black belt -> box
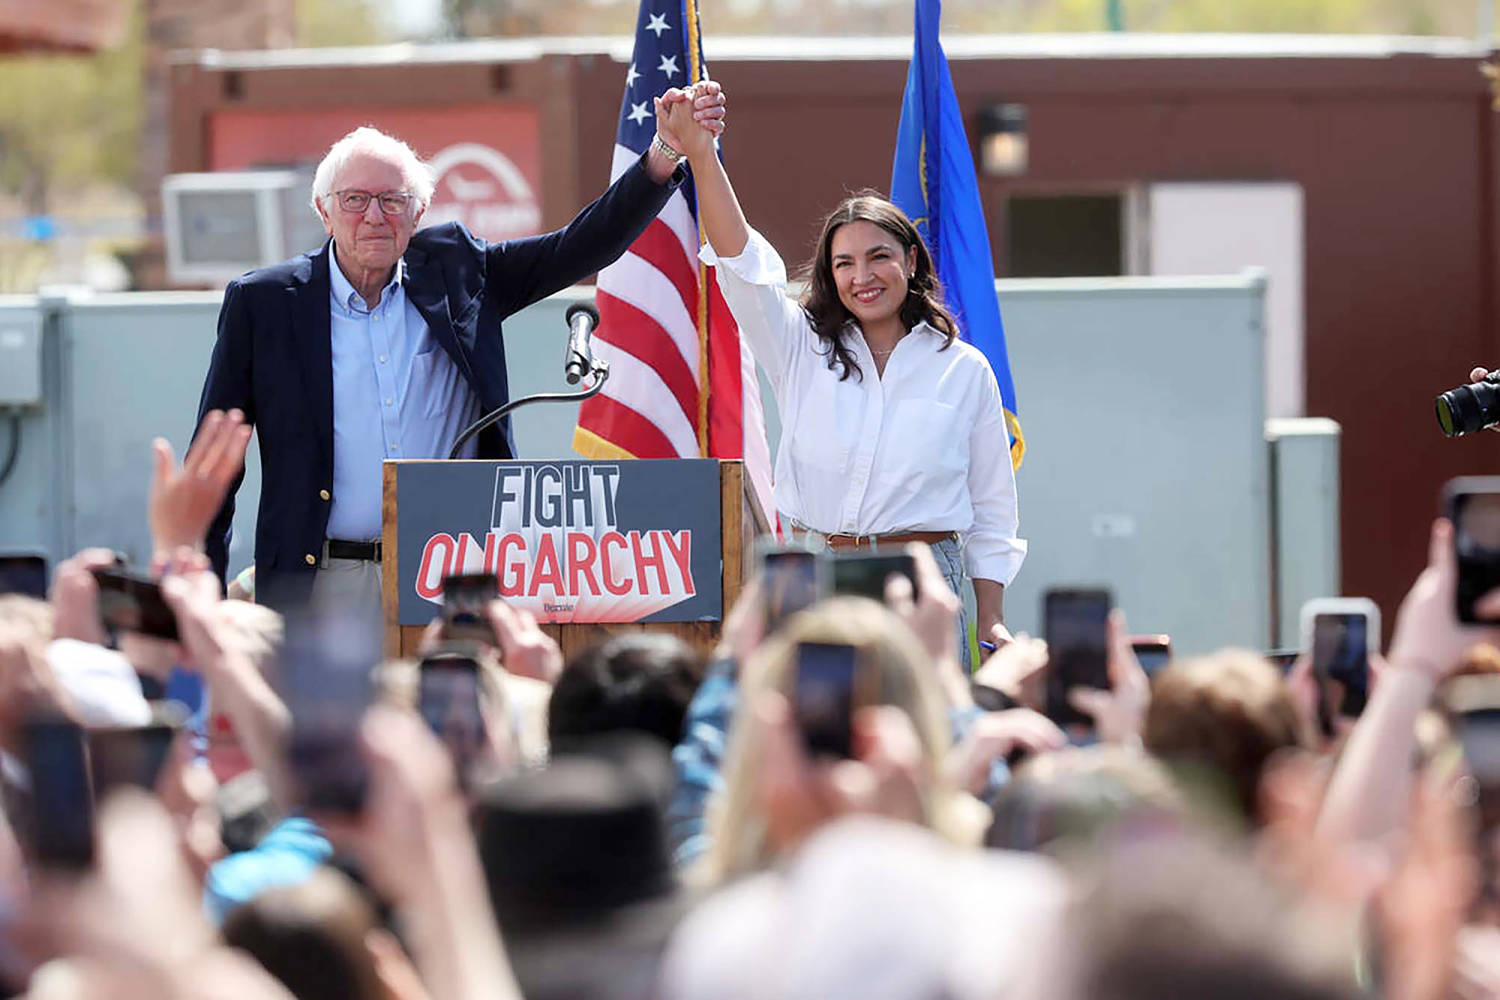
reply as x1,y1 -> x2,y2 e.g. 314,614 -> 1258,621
326,539 -> 382,562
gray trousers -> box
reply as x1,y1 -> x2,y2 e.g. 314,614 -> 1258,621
309,553 -> 384,619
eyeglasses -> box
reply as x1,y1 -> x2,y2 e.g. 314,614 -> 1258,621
327,189 -> 414,216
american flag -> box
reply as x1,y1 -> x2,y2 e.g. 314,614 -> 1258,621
572,0 -> 774,525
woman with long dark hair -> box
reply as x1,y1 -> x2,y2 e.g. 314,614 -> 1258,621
659,86 -> 1025,663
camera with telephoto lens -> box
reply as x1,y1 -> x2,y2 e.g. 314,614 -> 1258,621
1437,370 -> 1500,437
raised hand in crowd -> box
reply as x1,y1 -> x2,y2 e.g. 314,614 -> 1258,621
419,597 -> 563,686
750,691 -> 929,853
0,621 -> 71,749
973,633 -> 1049,713
482,599 -> 562,686
884,542 -> 969,708
21,792 -> 292,1000
1469,364 -> 1500,435
1388,518 -> 1500,675
160,548 -> 292,808
946,708 -> 1066,796
48,547 -> 116,646
1068,609 -> 1151,746
1375,767 -> 1476,1000
715,573 -> 764,666
149,408 -> 253,557
1319,518 -> 1500,847
334,705 -> 523,1000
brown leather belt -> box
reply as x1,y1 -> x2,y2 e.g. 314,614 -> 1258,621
821,530 -> 958,551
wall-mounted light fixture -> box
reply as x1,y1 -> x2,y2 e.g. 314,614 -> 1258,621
978,104 -> 1028,177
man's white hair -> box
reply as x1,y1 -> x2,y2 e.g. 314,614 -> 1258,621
309,126 -> 436,218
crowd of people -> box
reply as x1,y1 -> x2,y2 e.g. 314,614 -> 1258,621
0,395 -> 1497,1000
3,73 -> 1500,999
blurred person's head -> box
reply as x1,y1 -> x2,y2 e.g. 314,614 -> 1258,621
475,734 -> 688,1000
1144,649 -> 1304,826
44,639 -> 151,727
661,816 -> 1066,1000
704,597 -> 959,883
1051,835 -> 1360,1000
221,866 -> 421,1000
215,600 -> 284,675
548,633 -> 700,752
987,745 -> 1188,854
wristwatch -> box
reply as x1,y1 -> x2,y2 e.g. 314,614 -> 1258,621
651,132 -> 686,164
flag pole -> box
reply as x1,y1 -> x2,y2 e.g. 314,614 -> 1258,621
684,0 -> 711,457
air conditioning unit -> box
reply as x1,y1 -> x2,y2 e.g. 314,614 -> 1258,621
162,170 -> 327,285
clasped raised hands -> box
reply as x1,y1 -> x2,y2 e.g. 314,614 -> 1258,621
655,79 -> 726,162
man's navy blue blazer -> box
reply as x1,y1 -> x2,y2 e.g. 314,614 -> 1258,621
195,158 -> 679,608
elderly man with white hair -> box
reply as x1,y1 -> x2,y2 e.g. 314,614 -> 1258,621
192,83 -> 727,611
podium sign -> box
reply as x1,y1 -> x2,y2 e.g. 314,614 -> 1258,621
392,459 -> 723,626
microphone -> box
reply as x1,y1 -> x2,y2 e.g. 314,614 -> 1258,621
564,302 -> 601,385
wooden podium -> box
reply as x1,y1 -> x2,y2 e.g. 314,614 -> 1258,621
381,458 -> 769,660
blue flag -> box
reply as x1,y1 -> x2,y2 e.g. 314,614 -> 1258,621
890,0 -> 1024,469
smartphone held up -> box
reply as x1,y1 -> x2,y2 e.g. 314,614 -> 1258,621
418,645 -> 489,786
1043,587 -> 1112,732
91,566 -> 180,641
442,572 -> 500,644
279,602 -> 382,815
793,641 -> 860,760
756,543 -> 920,634
1447,477 -> 1500,624
1299,597 -> 1377,735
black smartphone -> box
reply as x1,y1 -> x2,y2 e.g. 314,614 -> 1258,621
442,573 -> 498,644
1264,649 -> 1300,675
1446,477 -> 1500,624
760,546 -> 827,631
0,553 -> 47,599
1309,612 -> 1371,722
793,641 -> 858,759
1130,635 -> 1172,676
87,704 -> 185,798
280,604 -> 379,814
90,567 -> 179,641
22,717 -> 96,870
418,648 -> 487,782
1044,587 -> 1112,729
831,553 -> 918,603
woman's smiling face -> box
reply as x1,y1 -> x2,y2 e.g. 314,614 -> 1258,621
829,220 -> 916,331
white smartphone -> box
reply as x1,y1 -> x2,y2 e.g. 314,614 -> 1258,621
1299,597 -> 1380,730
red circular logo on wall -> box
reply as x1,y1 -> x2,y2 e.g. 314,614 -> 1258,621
425,143 -> 542,242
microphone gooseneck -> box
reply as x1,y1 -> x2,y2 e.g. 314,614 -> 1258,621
446,303 -> 610,459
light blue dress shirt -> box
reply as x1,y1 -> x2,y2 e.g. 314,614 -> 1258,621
325,245 -> 481,541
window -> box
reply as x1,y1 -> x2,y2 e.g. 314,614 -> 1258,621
1005,193 -> 1125,278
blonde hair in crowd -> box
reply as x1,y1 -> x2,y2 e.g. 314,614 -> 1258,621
701,597 -> 965,884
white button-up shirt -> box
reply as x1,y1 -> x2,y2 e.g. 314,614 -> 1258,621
702,230 -> 1026,586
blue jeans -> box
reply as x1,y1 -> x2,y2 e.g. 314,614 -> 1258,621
781,522 -> 973,672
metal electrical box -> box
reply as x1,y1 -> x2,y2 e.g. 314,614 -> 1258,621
1267,417 -> 1342,648
0,308 -> 42,407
